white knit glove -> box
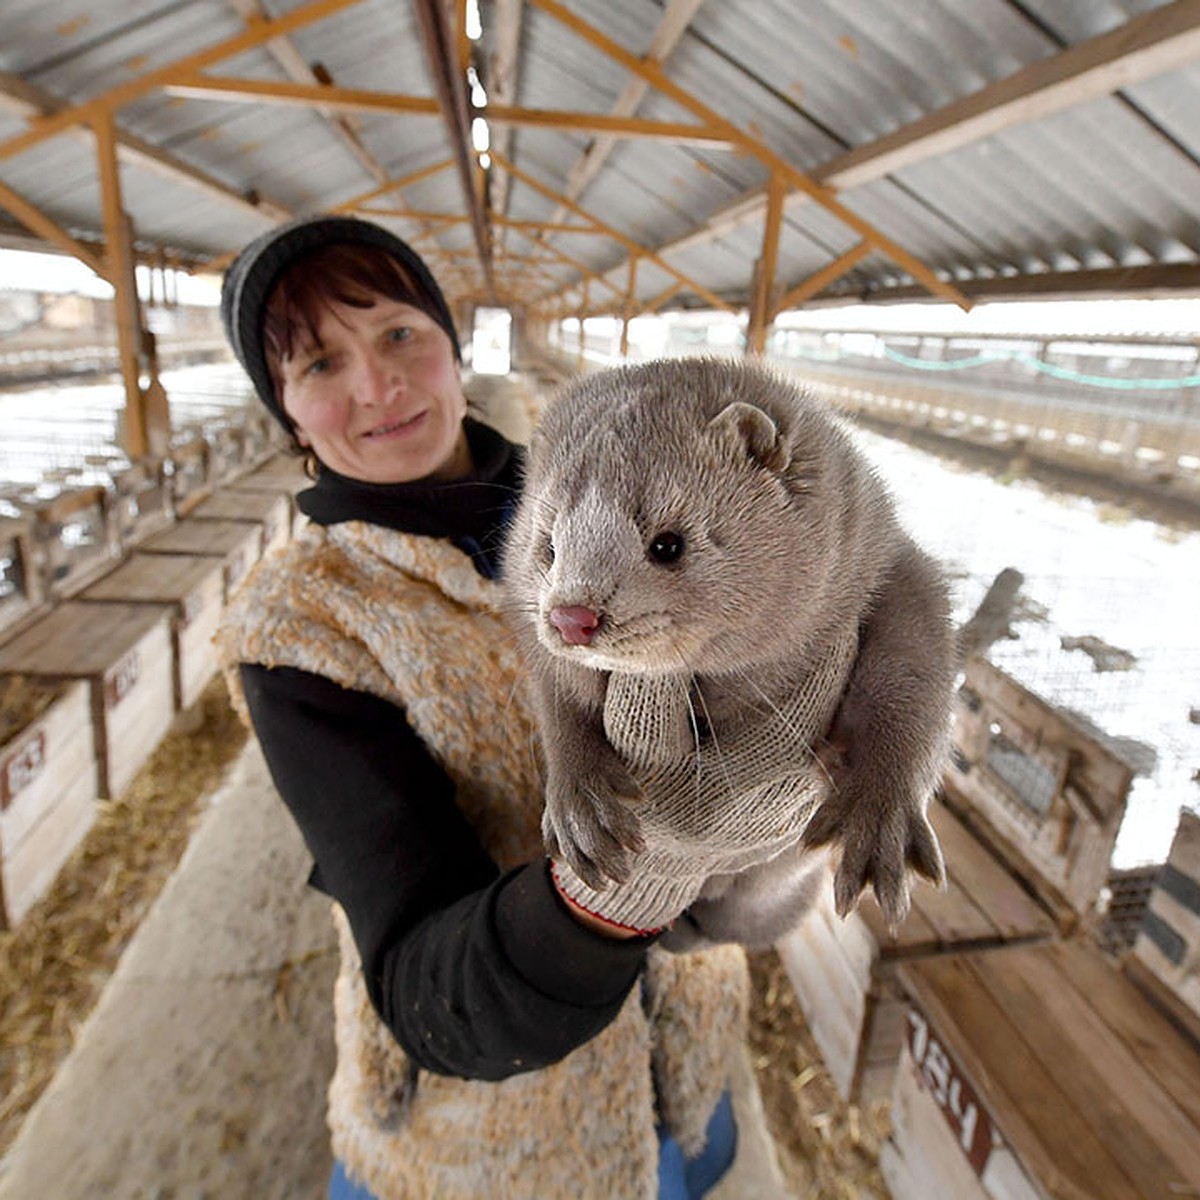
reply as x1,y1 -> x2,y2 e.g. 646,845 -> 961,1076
551,639 -> 853,936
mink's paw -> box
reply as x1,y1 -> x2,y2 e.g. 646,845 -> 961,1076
802,788 -> 944,929
541,766 -> 645,890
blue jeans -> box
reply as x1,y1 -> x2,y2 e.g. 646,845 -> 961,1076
329,1087 -> 737,1200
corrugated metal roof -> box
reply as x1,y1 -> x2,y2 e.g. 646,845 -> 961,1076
1,0 -> 1199,317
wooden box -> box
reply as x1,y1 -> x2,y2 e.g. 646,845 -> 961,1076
944,656 -> 1135,930
225,454 -> 309,537
1127,809 -> 1200,1038
81,554 -> 225,711
138,517 -> 262,599
106,459 -> 173,549
205,423 -> 247,484
778,799 -> 1055,1102
30,485 -> 121,601
0,515 -> 46,643
168,435 -> 211,516
238,410 -> 274,468
189,487 -> 291,558
0,602 -> 173,800
881,939 -> 1200,1200
0,679 -> 97,928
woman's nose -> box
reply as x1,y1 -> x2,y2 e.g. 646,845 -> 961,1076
352,351 -> 401,406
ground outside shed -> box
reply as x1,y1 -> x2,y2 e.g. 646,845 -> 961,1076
0,679 -> 890,1199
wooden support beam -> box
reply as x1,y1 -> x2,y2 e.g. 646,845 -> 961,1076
413,0 -> 494,298
93,114 -> 162,460
638,280 -> 684,316
621,256 -> 639,357
163,75 -> 731,144
483,0 -> 526,229
491,149 -> 733,312
524,0 -> 969,310
747,172 -> 785,354
0,68 -> 290,224
640,1 -> 1200,283
774,241 -> 873,314
332,157 -> 455,211
224,0 -> 388,185
817,0 -> 1200,191
0,0 -> 367,164
0,177 -> 106,276
555,0 -> 704,210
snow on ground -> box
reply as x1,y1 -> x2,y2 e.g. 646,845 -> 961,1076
852,425 -> 1200,867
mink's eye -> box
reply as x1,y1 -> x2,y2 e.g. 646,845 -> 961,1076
647,531 -> 685,565
541,534 -> 555,566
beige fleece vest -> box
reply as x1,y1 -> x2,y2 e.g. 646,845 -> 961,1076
219,521 -> 749,1200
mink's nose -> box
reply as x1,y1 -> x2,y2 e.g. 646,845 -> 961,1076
549,605 -> 602,646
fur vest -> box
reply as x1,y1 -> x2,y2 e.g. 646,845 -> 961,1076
218,520 -> 750,1200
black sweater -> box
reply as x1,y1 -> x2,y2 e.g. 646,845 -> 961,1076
239,421 -> 650,1081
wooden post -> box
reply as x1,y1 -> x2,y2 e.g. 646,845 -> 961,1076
577,282 -> 588,370
93,112 -> 148,459
746,171 -> 785,356
620,255 -> 638,358
93,113 -> 171,459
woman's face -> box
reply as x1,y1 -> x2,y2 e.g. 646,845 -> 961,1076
278,295 -> 471,484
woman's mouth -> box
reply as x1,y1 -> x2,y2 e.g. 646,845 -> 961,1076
364,411 -> 426,439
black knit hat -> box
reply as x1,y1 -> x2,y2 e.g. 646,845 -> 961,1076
220,215 -> 461,432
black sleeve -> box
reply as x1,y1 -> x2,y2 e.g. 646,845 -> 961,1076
239,663 -> 650,1080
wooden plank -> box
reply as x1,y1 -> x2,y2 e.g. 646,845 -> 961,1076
100,621 -> 173,797
0,764 -> 95,927
901,954 -> 1140,1200
138,519 -> 261,595
0,602 -> 173,678
883,1043 -> 994,1200
0,680 -> 94,849
195,488 -> 291,555
1051,939 -> 1200,1133
967,943 -> 1200,1198
932,802 -> 1056,941
777,915 -> 864,1095
81,551 -> 223,612
233,453 -> 309,495
80,557 -> 223,711
858,886 -> 943,955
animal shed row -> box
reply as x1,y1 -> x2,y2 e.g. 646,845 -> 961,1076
0,445 -> 306,929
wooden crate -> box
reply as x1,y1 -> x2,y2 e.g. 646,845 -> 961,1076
1127,809 -> 1200,1039
81,554 -> 225,711
30,485 -> 121,601
225,453 -> 309,536
0,602 -> 173,800
0,515 -> 46,644
778,798 -> 1055,1102
107,459 -> 173,549
944,656 -> 1135,930
204,423 -> 247,484
238,410 -> 274,468
138,517 -> 262,599
0,679 -> 97,928
188,487 -> 291,557
883,939 -> 1200,1200
168,435 -> 211,516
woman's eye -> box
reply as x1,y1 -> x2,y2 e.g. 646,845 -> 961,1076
386,326 -> 412,345
647,531 -> 685,565
303,356 -> 331,377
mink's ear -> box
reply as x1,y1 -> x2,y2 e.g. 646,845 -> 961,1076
707,401 -> 788,471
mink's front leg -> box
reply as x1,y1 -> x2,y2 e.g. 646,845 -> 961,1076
533,667 -> 645,889
802,542 -> 955,927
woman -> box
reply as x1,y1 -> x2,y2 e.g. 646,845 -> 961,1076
217,216 -> 757,1200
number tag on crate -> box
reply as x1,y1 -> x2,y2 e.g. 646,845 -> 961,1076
906,1007 -> 994,1175
1,731 -> 46,810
